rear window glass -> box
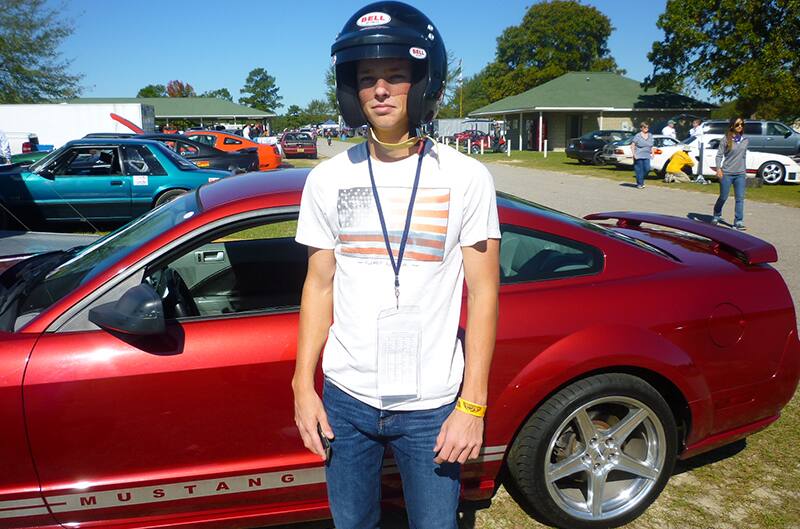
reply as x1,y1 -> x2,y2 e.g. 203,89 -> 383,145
743,123 -> 762,135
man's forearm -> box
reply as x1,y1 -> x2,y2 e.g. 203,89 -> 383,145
461,287 -> 498,405
293,252 -> 335,390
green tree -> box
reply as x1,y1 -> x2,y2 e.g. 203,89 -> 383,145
166,80 -> 195,97
137,84 -> 167,97
437,51 -> 465,118
200,88 -> 232,101
304,98 -> 335,124
325,66 -> 338,113
484,0 -> 621,101
240,68 -> 283,112
645,0 -> 800,122
0,0 -> 82,103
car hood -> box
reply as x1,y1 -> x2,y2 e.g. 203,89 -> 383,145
0,231 -> 99,261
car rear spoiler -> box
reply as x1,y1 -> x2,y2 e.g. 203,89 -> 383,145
584,211 -> 778,265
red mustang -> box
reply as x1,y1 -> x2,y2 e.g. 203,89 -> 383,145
1,169 -> 797,529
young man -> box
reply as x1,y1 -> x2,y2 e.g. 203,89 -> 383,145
292,3 -> 500,528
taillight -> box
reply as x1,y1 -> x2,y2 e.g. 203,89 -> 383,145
22,142 -> 32,153
653,148 -> 662,154
614,149 -> 624,155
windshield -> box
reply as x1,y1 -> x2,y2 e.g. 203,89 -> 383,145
0,192 -> 200,331
153,142 -> 198,170
29,145 -> 65,172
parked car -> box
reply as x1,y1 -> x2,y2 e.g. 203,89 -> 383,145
281,132 -> 318,158
9,151 -> 49,166
702,120 -> 800,156
0,169 -> 797,529
137,134 -> 258,173
184,130 -> 281,170
567,130 -> 635,165
0,138 -> 230,229
3,132 -> 40,155
688,134 -> 800,184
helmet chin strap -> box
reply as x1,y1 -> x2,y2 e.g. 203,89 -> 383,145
368,126 -> 421,150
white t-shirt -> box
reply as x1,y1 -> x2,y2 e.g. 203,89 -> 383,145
296,141 -> 500,410
661,125 -> 676,139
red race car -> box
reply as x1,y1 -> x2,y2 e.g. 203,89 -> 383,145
1,170 -> 798,529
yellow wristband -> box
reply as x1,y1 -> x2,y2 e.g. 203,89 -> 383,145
456,398 -> 487,418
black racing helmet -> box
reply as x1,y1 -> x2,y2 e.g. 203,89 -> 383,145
331,1 -> 447,130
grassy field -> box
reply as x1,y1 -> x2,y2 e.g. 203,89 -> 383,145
469,150 -> 800,209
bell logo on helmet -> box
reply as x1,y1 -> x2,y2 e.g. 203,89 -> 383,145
357,12 -> 391,27
409,47 -> 427,59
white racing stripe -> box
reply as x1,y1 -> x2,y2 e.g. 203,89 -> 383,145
0,497 -> 48,520
3,445 -> 507,518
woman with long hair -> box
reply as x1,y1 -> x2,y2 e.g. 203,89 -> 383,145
712,117 -> 749,230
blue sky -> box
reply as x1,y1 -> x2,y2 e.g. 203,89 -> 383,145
58,0 -> 670,109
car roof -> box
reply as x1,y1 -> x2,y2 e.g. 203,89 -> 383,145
198,168 -> 309,211
65,138 -> 166,147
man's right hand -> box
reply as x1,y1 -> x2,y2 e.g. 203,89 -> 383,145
293,384 -> 334,460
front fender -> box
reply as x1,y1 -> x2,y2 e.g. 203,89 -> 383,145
488,324 -> 713,451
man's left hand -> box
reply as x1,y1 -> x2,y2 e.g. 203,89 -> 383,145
433,409 -> 484,464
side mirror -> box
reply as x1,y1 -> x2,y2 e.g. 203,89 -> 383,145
785,131 -> 792,138
37,168 -> 55,180
89,283 -> 165,335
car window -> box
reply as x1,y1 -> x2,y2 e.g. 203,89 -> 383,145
188,134 -> 216,146
152,142 -> 198,170
743,122 -> 762,135
55,147 -> 121,176
705,123 -> 727,135
295,133 -> 312,141
708,139 -> 721,149
499,225 -> 602,284
223,136 -> 243,145
143,218 -> 305,320
766,122 -> 791,136
121,145 -> 167,176
660,138 -> 679,147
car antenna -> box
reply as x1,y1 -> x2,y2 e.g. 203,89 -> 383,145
0,202 -> 32,232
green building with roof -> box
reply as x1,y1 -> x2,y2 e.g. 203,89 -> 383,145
68,97 -> 274,128
468,72 -> 714,151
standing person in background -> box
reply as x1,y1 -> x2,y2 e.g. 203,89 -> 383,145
631,122 -> 655,189
242,123 -> 251,139
661,120 -> 677,139
689,118 -> 703,139
0,129 -> 11,165
712,117 -> 749,231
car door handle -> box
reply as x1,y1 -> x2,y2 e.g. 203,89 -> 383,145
110,180 -> 123,186
195,250 -> 225,263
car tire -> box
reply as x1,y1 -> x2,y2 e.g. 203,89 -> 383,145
471,144 -> 481,154
154,189 -> 187,208
507,373 -> 677,529
591,151 -> 604,165
758,161 -> 786,184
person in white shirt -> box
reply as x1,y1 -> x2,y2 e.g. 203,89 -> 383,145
689,119 -> 704,139
292,3 -> 500,528
0,129 -> 11,165
661,120 -> 677,139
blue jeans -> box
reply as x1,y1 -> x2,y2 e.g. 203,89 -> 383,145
714,173 -> 746,223
322,380 -> 460,529
633,158 -> 651,186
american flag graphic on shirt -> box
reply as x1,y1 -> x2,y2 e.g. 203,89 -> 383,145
337,186 -> 450,262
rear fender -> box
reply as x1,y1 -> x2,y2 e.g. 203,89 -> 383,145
489,324 -> 713,451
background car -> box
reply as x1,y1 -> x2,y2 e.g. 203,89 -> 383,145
0,169 -> 796,529
0,138 -> 230,229
280,132 -> 317,158
567,130 -> 635,165
702,120 -> 800,156
137,134 -> 258,173
185,130 -> 282,170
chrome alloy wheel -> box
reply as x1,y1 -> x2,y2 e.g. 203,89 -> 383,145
760,162 -> 785,184
544,396 -> 667,521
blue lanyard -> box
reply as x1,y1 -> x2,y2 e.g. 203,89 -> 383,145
366,139 -> 426,308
